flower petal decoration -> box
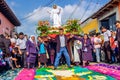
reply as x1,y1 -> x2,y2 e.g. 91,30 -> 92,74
48,34 -> 57,39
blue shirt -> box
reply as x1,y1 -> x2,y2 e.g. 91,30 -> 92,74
39,43 -> 46,54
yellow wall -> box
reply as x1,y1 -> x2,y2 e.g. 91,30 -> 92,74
81,19 -> 99,34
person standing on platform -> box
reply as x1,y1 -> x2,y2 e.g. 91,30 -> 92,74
48,5 -> 62,27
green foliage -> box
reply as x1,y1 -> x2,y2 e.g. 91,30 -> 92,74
36,20 -> 83,36
36,25 -> 49,36
65,19 -> 83,34
48,31 -> 59,34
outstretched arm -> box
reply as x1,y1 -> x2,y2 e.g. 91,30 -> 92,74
47,10 -> 51,14
58,8 -> 61,14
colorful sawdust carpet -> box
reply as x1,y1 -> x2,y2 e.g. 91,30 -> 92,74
86,63 -> 120,79
0,68 -> 21,80
0,64 -> 118,80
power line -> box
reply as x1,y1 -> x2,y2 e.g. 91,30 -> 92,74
79,0 -> 93,21
92,0 -> 100,13
80,0 -> 108,22
80,0 -> 100,27
85,0 -> 100,20
68,0 -> 83,19
20,0 -> 56,21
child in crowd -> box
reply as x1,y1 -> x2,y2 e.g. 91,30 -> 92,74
11,47 -> 22,68
4,54 -> 14,69
0,49 -> 6,66
94,33 -> 102,63
110,31 -> 118,63
37,36 -> 47,68
50,49 -> 55,65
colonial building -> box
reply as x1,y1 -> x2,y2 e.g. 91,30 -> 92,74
81,0 -> 120,34
81,18 -> 99,34
0,0 -> 20,36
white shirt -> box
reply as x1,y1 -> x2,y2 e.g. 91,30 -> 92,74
94,37 -> 102,48
103,30 -> 111,42
59,35 -> 65,47
16,38 -> 27,49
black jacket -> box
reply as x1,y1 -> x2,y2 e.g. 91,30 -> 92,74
0,37 -> 10,54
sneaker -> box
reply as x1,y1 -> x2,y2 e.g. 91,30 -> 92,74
109,61 -> 113,64
68,66 -> 72,68
38,65 -> 44,68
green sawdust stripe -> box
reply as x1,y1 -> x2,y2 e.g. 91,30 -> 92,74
0,68 -> 21,80
35,68 -> 57,80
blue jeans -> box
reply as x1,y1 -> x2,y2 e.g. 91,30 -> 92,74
54,47 -> 71,68
111,49 -> 117,62
95,48 -> 101,62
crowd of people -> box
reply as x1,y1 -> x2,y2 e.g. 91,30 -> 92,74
0,20 -> 120,71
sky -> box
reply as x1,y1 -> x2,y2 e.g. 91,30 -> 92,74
6,0 -> 110,36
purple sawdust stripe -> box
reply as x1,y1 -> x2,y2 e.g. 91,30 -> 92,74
14,68 -> 35,80
95,63 -> 120,70
86,65 -> 120,79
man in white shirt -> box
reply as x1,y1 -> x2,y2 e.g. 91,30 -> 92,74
54,28 -> 71,69
100,26 -> 112,64
16,32 -> 27,67
94,33 -> 102,63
